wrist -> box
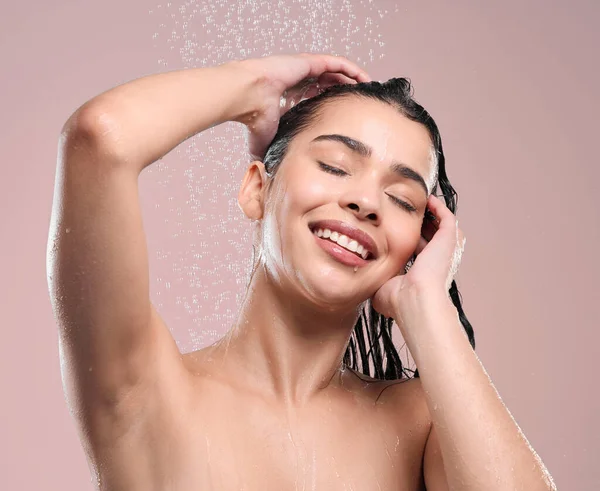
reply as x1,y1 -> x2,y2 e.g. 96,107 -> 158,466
224,60 -> 268,126
393,283 -> 454,319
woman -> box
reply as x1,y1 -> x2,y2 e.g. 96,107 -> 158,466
48,53 -> 556,490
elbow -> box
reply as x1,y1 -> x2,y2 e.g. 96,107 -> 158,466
60,99 -> 126,163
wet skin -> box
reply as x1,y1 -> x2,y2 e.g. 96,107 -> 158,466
60,97 -> 439,490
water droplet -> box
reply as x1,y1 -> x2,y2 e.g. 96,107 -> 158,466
149,0 -> 399,350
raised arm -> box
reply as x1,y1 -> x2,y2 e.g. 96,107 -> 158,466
46,54 -> 370,448
46,61 -> 263,435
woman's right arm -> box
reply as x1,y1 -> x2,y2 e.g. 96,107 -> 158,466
68,61 -> 263,176
47,61 -> 264,440
72,53 -> 371,170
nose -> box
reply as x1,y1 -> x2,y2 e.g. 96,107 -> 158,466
340,186 -> 381,224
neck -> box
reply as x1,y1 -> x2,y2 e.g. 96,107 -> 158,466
210,263 -> 363,408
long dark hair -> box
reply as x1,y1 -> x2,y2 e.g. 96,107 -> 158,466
260,78 -> 475,380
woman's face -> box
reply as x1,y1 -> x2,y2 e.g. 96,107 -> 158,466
249,97 -> 437,309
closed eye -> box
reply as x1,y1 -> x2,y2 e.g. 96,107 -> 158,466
318,161 -> 347,176
386,193 -> 417,212
318,161 -> 417,212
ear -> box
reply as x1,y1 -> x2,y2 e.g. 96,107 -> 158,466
238,160 -> 268,221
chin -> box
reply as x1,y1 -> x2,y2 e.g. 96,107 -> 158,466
294,264 -> 371,310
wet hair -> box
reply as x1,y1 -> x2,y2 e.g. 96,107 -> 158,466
260,78 -> 475,380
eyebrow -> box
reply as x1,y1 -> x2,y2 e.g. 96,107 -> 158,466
310,134 -> 429,197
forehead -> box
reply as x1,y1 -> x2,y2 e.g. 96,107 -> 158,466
292,97 -> 436,178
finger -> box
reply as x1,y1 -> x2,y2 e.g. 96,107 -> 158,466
287,71 -> 362,109
328,56 -> 371,82
317,72 -> 358,87
427,194 -> 456,231
301,53 -> 371,83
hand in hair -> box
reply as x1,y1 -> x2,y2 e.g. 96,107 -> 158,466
234,53 -> 371,160
372,193 -> 466,319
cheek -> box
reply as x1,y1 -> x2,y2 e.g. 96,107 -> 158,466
387,224 -> 421,261
282,171 -> 334,213
262,176 -> 320,256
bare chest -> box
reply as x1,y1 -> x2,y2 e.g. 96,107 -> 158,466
161,381 -> 430,491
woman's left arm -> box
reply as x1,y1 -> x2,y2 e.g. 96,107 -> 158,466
373,194 -> 557,491
396,289 -> 557,491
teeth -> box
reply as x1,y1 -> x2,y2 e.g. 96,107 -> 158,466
314,228 -> 370,259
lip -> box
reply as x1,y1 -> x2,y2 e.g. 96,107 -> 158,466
312,234 -> 370,267
307,219 -> 378,259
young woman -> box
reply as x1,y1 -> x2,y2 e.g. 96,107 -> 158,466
48,53 -> 556,490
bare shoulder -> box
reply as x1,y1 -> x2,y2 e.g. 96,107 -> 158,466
354,373 -> 432,487
367,375 -> 432,431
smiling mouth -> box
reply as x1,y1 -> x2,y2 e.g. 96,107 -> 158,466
309,225 -> 374,260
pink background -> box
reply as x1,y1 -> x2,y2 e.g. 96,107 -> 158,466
1,1 -> 598,489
